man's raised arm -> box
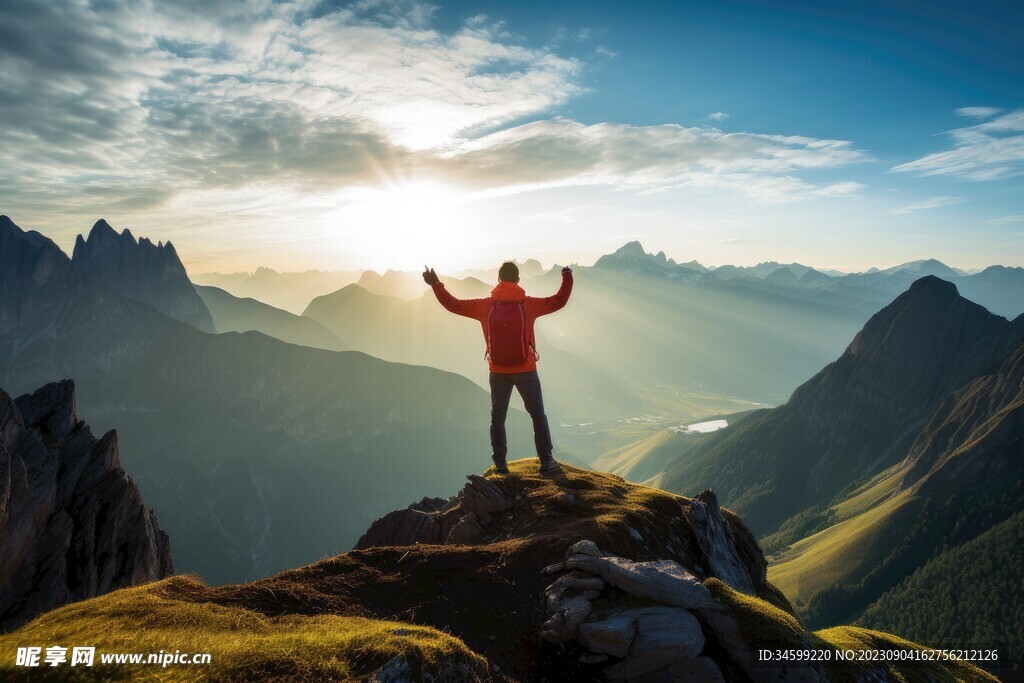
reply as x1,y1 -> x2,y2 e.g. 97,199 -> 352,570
529,267 -> 574,316
423,266 -> 489,319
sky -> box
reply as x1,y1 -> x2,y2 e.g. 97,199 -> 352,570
0,0 -> 1022,273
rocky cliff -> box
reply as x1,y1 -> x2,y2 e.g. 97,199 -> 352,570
0,380 -> 172,631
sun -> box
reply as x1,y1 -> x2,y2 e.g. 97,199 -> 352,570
324,181 -> 479,272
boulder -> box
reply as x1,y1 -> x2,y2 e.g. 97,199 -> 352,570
567,539 -> 603,557
445,513 -> 484,545
548,572 -> 606,592
603,607 -> 705,680
542,561 -> 565,575
539,596 -> 593,641
565,555 -> 714,609
459,475 -> 514,522
579,614 -> 637,657
689,490 -> 755,593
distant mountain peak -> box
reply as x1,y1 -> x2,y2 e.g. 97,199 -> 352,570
616,240 -> 647,255
847,276 -> 993,358
883,258 -> 959,279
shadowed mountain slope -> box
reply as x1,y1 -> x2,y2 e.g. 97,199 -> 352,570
196,284 -> 346,351
661,276 -> 1018,536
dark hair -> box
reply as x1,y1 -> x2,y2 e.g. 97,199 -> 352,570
498,261 -> 520,283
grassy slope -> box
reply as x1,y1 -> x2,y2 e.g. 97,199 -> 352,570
0,579 -> 487,682
594,429 -> 677,480
768,472 -> 917,602
592,424 -> 735,484
709,580 -> 997,683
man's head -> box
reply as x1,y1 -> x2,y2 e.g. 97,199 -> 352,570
498,261 -> 520,283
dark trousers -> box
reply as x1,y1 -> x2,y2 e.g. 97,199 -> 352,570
489,371 -> 553,466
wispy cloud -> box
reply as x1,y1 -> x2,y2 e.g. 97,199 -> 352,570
447,119 -> 870,201
0,0 -> 870,226
893,109 -> 1024,181
706,112 -> 730,121
955,107 -> 1002,119
988,215 -> 1024,223
892,195 -> 967,214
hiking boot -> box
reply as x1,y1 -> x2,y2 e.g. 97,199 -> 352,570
491,465 -> 510,475
539,459 -> 562,474
491,456 -> 509,475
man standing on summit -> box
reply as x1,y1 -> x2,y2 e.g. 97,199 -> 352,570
423,262 -> 573,474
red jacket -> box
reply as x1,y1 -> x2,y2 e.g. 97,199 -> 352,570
431,270 -> 573,373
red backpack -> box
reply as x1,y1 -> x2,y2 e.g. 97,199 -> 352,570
487,302 -> 535,365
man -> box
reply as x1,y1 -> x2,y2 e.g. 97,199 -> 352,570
422,262 -> 573,474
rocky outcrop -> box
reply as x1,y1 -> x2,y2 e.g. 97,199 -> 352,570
71,219 -> 215,333
689,490 -> 759,594
355,475 -> 517,549
0,380 -> 172,631
539,540 -> 820,682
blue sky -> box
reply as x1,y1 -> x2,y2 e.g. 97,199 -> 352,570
0,0 -> 1021,272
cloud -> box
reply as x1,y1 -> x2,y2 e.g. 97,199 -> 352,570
892,195 -> 967,214
0,0 -> 869,224
706,112 -> 730,121
441,119 -> 870,201
893,109 -> 1024,181
955,107 -> 1002,119
988,215 -> 1024,223
720,238 -> 745,244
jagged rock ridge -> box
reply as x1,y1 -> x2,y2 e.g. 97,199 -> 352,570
72,219 -> 215,333
0,380 -> 172,631
1,216 -> 215,335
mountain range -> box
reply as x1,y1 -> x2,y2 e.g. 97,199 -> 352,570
0,216 -> 528,584
651,275 -> 1024,664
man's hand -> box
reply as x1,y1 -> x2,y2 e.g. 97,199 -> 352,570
562,266 -> 572,274
422,266 -> 440,286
